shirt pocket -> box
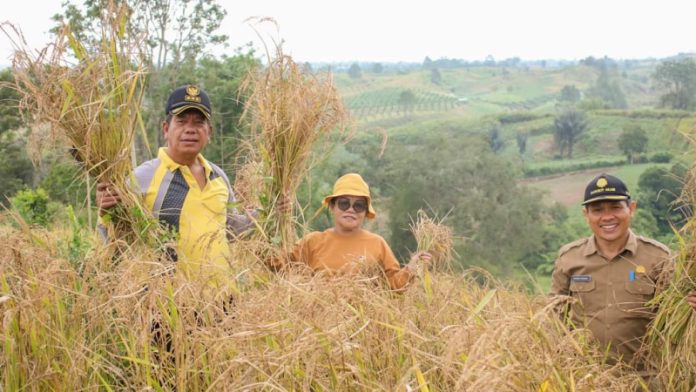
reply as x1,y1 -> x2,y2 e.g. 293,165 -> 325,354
624,280 -> 655,296
620,279 -> 656,317
569,280 -> 596,293
569,279 -> 597,314
201,186 -> 229,217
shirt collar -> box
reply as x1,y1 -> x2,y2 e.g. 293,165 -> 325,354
157,147 -> 212,178
582,230 -> 637,257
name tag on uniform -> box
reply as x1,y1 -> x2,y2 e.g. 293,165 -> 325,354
571,275 -> 592,282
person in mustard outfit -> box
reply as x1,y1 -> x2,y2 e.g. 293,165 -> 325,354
287,173 -> 430,291
549,173 -> 696,376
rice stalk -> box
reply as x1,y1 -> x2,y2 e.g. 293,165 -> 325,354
645,164 -> 696,391
0,222 -> 648,391
233,159 -> 264,210
240,20 -> 349,256
410,209 -> 456,270
0,1 -> 157,247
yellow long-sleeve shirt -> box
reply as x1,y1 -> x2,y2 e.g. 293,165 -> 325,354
290,229 -> 413,290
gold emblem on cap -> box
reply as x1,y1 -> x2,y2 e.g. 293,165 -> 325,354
186,85 -> 200,96
596,178 -> 608,188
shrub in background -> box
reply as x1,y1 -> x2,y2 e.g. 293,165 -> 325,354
11,188 -> 53,227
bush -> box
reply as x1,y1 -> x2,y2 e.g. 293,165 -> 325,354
39,159 -> 88,206
635,155 -> 649,164
594,109 -> 689,119
10,188 -> 54,227
498,112 -> 542,124
528,125 -> 554,136
523,158 -> 626,177
650,151 -> 673,163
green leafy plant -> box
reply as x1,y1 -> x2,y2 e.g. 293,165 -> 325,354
10,188 -> 52,227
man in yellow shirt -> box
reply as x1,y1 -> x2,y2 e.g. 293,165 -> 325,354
97,85 -> 251,284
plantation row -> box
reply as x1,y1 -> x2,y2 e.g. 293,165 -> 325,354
474,92 -> 557,111
343,88 -> 460,118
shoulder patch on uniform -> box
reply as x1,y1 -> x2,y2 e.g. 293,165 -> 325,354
637,235 -> 671,255
558,237 -> 588,257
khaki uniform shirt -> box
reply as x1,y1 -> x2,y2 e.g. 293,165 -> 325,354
550,230 -> 671,365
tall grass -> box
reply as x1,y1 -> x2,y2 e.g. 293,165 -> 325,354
241,22 -> 349,255
1,1 -> 155,246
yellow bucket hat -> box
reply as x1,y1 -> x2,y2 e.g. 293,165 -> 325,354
322,173 -> 376,219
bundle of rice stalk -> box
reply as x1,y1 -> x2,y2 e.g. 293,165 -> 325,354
410,209 -> 455,270
241,29 -> 348,255
409,209 -> 456,302
2,2 -> 156,246
645,169 -> 696,390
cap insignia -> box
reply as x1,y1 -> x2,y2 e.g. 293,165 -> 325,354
186,85 -> 199,96
185,86 -> 202,103
596,178 -> 608,188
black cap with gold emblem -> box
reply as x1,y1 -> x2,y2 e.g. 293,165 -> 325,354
165,84 -> 212,119
582,173 -> 630,205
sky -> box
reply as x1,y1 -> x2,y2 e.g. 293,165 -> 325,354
1,0 -> 695,66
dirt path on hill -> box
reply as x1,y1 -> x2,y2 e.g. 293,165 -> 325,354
519,166 -> 621,207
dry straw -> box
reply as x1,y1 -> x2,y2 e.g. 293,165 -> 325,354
0,222 -> 647,390
645,166 -> 696,390
233,159 -> 264,210
1,2 -> 155,246
409,209 -> 457,303
410,209 -> 455,269
240,19 -> 349,255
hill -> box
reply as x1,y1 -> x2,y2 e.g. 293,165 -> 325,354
332,59 -> 694,199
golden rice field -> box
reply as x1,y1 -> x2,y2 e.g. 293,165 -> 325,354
1,223 -> 659,392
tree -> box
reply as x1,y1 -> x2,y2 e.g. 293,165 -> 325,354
0,132 -> 34,199
592,66 -> 627,108
636,164 -> 687,237
382,136 -> 548,275
553,109 -> 587,158
348,63 -> 362,79
653,58 -> 696,110
0,69 -> 23,135
430,68 -> 442,85
516,131 -> 528,155
618,125 -> 648,164
52,0 -> 229,155
52,0 -> 228,70
194,50 -> 259,171
372,63 -> 383,74
422,56 -> 433,69
398,89 -> 416,112
559,85 -> 581,103
487,124 -> 504,153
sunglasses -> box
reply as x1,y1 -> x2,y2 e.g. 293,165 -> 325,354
334,197 -> 368,213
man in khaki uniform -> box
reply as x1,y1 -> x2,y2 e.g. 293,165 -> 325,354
550,173 -> 671,368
